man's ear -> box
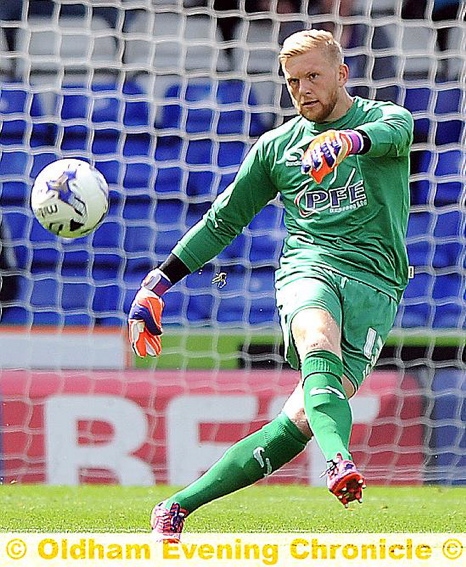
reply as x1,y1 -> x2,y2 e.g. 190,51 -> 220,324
339,63 -> 349,85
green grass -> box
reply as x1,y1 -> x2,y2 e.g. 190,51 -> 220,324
1,484 -> 466,533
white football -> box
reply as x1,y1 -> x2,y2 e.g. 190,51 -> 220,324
31,158 -> 109,238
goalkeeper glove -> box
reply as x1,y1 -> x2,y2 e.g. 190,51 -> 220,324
301,129 -> 364,184
128,268 -> 172,358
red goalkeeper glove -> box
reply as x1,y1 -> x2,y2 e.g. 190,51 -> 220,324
128,269 -> 172,358
301,129 -> 364,184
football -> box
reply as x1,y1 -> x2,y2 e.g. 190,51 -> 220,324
31,158 -> 109,238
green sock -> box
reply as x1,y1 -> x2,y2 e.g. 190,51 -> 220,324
165,412 -> 309,514
302,350 -> 352,462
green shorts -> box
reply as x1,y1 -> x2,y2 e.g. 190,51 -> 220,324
275,265 -> 398,392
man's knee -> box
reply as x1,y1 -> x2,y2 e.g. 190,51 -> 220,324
282,386 -> 313,439
284,407 -> 313,439
292,308 -> 341,361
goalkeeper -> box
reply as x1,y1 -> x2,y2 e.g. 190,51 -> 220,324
128,29 -> 413,539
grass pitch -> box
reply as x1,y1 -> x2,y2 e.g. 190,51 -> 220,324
1,484 -> 466,533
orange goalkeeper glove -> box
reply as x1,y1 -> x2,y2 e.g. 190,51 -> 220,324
128,269 -> 172,357
301,129 -> 364,184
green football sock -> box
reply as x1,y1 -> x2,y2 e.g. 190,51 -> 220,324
302,350 -> 352,462
165,412 -> 309,514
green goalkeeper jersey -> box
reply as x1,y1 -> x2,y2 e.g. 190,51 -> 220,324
172,96 -> 414,302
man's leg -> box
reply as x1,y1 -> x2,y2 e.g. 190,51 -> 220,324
301,349 -> 352,460
291,308 -> 352,460
164,411 -> 309,513
152,409 -> 311,538
292,307 -> 364,506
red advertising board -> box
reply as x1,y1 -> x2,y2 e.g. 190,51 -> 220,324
0,369 -> 424,485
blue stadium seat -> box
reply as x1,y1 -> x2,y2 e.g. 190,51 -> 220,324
406,211 -> 432,269
2,209 -> 29,269
404,86 -> 463,145
214,267 -> 277,325
124,224 -> 156,254
121,195 -> 155,220
121,133 -> 160,191
3,204 -> 127,275
403,86 -> 431,144
434,88 -> 463,145
183,267 -> 218,322
154,139 -> 185,195
215,80 -> 265,136
122,161 -> 153,191
180,139 -> 249,199
0,151 -> 30,206
160,79 -> 266,137
61,280 -> 95,310
184,139 -> 215,197
92,219 -> 123,249
185,139 -> 212,165
92,270 -> 125,324
91,217 -> 127,272
161,82 -> 212,134
432,210 -> 465,269
0,83 -> 51,146
25,266 -> 125,325
430,369 -> 466,485
404,87 -> 431,114
217,141 -> 249,167
184,265 -> 276,324
58,80 -> 149,132
1,209 -> 60,270
248,205 -> 285,263
57,83 -> 114,156
115,196 -> 156,272
0,150 -> 61,205
92,157 -> 121,187
122,223 -> 156,274
29,276 -> 93,325
153,199 -> 186,257
95,133 -> 166,193
397,272 -> 433,328
0,305 -> 30,326
416,150 -> 464,206
398,269 -> 465,329
222,204 -> 285,264
405,211 -> 462,270
57,80 -> 152,192
155,135 -> 249,200
432,274 -> 465,329
432,150 -> 465,205
58,82 -> 119,153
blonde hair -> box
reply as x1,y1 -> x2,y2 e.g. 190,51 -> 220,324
278,29 -> 343,66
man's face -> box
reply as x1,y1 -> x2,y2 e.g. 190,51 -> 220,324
282,49 -> 347,123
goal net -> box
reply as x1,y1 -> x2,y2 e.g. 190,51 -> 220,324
0,0 -> 465,487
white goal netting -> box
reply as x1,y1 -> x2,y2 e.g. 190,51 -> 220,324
0,0 -> 465,486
